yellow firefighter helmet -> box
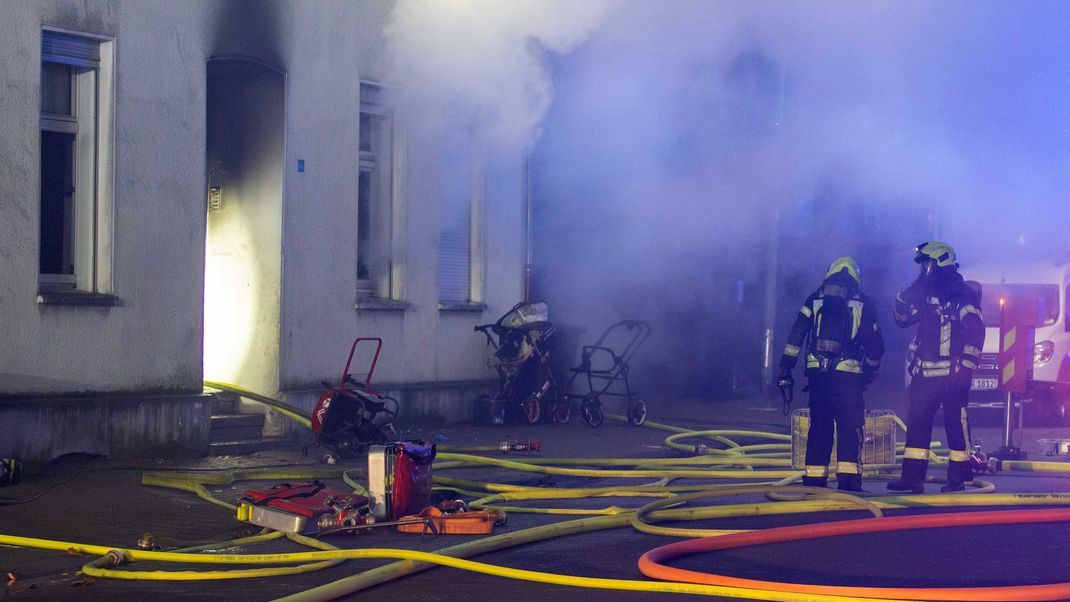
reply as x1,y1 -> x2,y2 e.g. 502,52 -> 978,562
825,256 -> 861,285
914,241 -> 957,267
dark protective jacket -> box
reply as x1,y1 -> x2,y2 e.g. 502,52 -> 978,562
779,275 -> 885,376
895,270 -> 985,378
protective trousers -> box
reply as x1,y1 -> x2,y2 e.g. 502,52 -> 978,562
803,373 -> 865,490
899,375 -> 972,486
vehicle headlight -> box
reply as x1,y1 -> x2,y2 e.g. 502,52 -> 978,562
1034,340 -> 1055,365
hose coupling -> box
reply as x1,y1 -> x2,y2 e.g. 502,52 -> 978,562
104,550 -> 127,567
499,440 -> 540,454
987,456 -> 1003,473
968,444 -> 988,473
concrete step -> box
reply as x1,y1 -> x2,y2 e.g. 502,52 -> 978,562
208,437 -> 291,456
209,413 -> 265,443
210,392 -> 241,414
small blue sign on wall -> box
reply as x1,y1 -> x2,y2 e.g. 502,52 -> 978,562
297,159 -> 305,173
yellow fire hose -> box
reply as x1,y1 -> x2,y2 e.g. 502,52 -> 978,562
9,488 -> 1065,602
204,381 -> 313,429
0,529 -> 905,601
998,459 -> 1070,474
5,384 -> 1070,601
630,485 -> 885,538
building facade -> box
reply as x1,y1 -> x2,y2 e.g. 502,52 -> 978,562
0,0 -> 527,463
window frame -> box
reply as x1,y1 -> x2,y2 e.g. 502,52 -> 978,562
436,126 -> 485,307
38,27 -> 115,297
356,81 -> 402,302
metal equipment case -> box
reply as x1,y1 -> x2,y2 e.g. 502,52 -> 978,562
237,482 -> 367,534
791,409 -> 898,470
367,441 -> 435,521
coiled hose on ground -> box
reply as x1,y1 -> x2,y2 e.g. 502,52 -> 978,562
3,386 -> 1070,601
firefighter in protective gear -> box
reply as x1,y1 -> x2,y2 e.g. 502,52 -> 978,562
888,241 -> 985,494
779,257 -> 885,491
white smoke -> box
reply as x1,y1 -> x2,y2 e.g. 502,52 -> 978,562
381,0 -> 1070,397
383,0 -> 612,151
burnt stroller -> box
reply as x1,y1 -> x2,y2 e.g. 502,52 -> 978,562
564,320 -> 651,427
475,302 -> 559,424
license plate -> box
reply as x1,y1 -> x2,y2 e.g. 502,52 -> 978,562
971,378 -> 998,391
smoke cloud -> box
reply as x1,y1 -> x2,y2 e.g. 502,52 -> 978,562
383,0 -> 611,151
385,1 -> 1070,401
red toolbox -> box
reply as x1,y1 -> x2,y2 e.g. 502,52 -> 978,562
237,481 -> 368,534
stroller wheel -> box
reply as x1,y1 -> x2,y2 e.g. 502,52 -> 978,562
552,402 -> 571,424
580,397 -> 603,428
583,406 -> 604,428
520,394 -> 542,424
628,400 -> 647,426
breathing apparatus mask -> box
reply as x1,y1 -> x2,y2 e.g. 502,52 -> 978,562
917,257 -> 937,281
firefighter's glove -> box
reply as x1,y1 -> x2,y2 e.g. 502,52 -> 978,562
776,368 -> 794,388
901,279 -> 928,305
776,368 -> 794,415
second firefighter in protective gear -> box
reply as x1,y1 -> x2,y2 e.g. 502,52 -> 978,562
779,257 -> 885,492
888,241 -> 985,494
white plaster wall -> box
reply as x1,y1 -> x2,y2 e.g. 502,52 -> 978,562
0,1 -> 208,395
278,1 -> 525,392
1,0 -> 527,404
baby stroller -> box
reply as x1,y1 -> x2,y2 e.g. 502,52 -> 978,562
475,302 -> 560,424
563,320 -> 651,427
310,337 -> 399,458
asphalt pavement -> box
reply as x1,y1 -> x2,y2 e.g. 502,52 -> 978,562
2,392 -> 1070,601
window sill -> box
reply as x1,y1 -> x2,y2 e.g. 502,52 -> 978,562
37,291 -> 119,306
438,302 -> 486,312
354,298 -> 410,311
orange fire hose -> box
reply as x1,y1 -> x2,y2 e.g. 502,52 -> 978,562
638,507 -> 1070,601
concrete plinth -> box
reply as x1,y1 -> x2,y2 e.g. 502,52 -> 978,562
0,393 -> 213,465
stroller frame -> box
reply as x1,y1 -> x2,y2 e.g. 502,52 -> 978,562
563,320 -> 651,427
475,302 -> 559,424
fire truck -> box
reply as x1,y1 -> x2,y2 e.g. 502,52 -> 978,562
963,261 -> 1070,424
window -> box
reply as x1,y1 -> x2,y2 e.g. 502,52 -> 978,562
437,125 -> 483,305
39,29 -> 114,294
980,284 -> 1060,327
357,82 -> 400,300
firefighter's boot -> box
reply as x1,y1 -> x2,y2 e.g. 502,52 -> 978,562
887,457 -> 927,493
802,476 -> 828,488
836,473 -> 864,492
886,479 -> 925,493
948,459 -> 972,486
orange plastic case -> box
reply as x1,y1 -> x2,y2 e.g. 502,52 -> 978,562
396,506 -> 506,534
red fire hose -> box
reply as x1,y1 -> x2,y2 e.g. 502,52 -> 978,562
638,507 -> 1070,601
